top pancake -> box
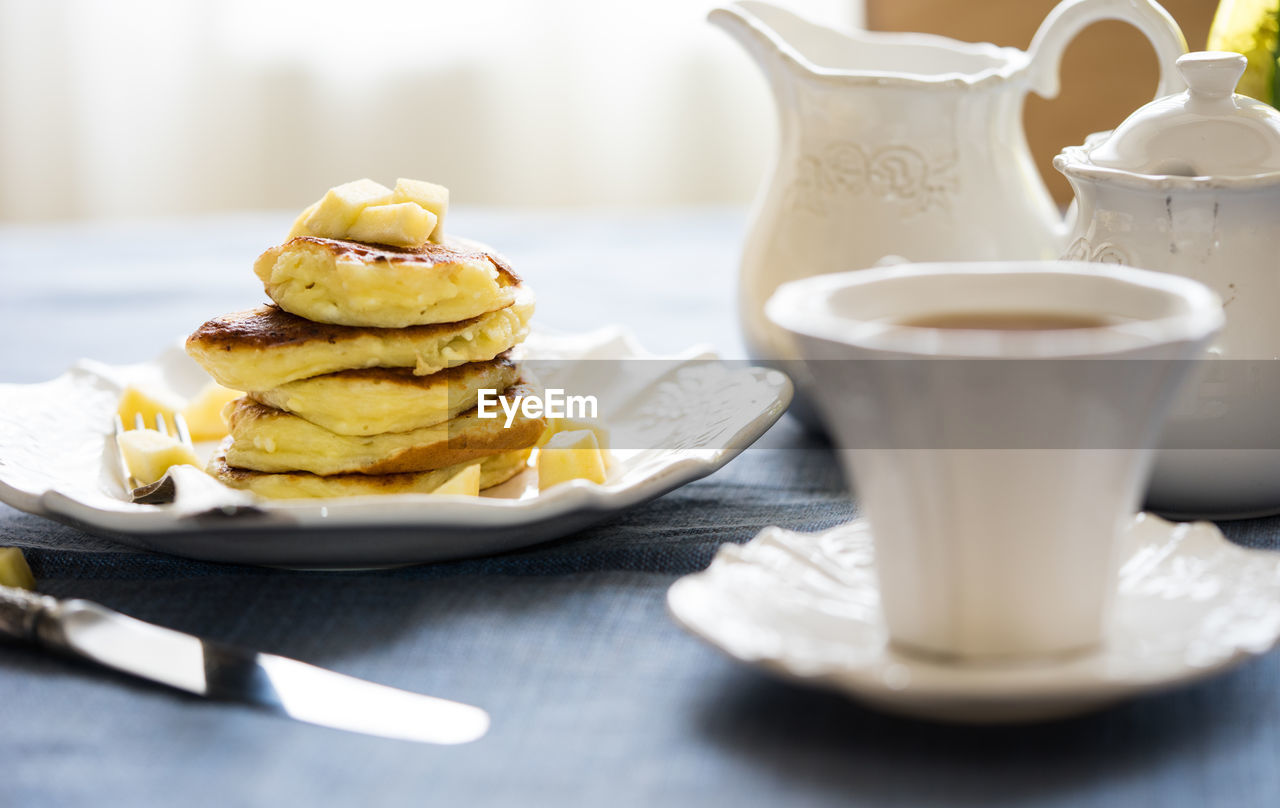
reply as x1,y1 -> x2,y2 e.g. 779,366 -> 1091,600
185,286 -> 534,391
254,235 -> 521,327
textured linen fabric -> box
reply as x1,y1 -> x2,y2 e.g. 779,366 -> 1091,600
2,211 -> 1279,808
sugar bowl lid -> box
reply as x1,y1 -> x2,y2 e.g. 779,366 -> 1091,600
1086,52 -> 1280,177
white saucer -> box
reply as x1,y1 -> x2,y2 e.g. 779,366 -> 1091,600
667,514 -> 1280,723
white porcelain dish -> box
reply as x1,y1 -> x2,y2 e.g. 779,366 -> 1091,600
1056,52 -> 1280,518
669,514 -> 1280,723
0,328 -> 792,568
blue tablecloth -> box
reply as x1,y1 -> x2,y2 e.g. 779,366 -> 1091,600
3,210 -> 1280,807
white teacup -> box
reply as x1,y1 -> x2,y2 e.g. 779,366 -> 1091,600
766,262 -> 1223,660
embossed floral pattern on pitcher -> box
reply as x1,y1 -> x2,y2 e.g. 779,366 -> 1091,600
786,142 -> 960,216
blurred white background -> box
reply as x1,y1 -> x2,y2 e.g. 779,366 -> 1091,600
0,0 -> 860,221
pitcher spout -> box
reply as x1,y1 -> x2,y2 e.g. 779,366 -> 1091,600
707,2 -> 816,97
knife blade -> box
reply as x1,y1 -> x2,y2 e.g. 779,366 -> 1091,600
0,584 -> 488,745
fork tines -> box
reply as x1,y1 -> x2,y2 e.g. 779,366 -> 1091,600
125,411 -> 194,448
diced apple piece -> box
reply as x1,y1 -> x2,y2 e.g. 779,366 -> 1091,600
392,178 -> 449,243
0,547 -> 35,590
347,202 -> 438,248
535,417 -> 611,453
432,463 -> 481,496
118,429 -> 199,486
117,385 -> 183,431
287,201 -> 320,240
537,430 -> 607,490
182,382 -> 241,442
300,179 -> 394,238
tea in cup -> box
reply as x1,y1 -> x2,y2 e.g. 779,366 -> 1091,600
766,262 -> 1223,659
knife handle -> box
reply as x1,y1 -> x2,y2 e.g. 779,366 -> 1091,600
0,584 -> 58,643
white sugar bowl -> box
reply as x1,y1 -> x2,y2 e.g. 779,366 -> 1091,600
1055,51 -> 1280,517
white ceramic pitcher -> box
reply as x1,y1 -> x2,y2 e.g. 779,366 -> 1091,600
711,0 -> 1187,365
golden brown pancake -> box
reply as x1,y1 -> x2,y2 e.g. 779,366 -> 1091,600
185,286 -> 534,391
223,381 -> 547,475
209,444 -> 532,499
254,235 -> 522,328
249,352 -> 520,436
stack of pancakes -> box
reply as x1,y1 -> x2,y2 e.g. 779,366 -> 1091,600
186,236 -> 544,498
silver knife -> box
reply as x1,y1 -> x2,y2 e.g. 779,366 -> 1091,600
0,584 -> 488,744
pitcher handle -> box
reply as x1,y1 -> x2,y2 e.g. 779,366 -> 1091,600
1025,0 -> 1188,101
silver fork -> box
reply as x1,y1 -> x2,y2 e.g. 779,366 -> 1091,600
113,411 -> 194,504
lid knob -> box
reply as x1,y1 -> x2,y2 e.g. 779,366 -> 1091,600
1070,49 -> 1280,178
1176,51 -> 1247,102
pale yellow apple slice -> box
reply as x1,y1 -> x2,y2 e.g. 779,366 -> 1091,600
431,463 -> 481,496
347,202 -> 439,248
118,429 -> 199,486
392,178 -> 449,242
0,547 -> 35,590
538,429 -> 607,490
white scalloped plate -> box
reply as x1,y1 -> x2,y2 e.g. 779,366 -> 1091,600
668,514 -> 1280,723
0,328 -> 791,567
